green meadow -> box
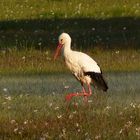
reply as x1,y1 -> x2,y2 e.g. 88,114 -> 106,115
0,93 -> 140,139
0,0 -> 140,139
0,49 -> 140,75
0,73 -> 139,139
0,0 -> 140,20
0,0 -> 140,75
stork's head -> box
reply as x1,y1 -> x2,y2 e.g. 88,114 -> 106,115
54,33 -> 71,60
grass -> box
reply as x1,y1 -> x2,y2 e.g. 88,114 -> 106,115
0,0 -> 140,139
0,93 -> 140,139
0,0 -> 140,20
0,72 -> 139,139
0,0 -> 139,49
0,0 -> 139,51
0,48 -> 139,75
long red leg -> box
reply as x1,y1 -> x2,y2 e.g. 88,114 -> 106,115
65,83 -> 92,102
84,84 -> 92,102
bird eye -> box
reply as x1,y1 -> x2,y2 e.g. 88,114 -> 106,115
61,39 -> 63,42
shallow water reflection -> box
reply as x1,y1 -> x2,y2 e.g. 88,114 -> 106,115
0,72 -> 140,96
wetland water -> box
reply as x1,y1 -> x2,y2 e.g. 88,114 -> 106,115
0,72 -> 140,96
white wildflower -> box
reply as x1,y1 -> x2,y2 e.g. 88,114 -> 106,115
88,100 -> 93,103
85,132 -> 88,136
57,114 -> 62,119
73,111 -> 77,114
46,57 -> 51,61
64,85 -> 69,89
95,134 -> 101,139
19,94 -> 23,98
76,123 -> 79,127
130,115 -> 134,119
119,112 -> 123,116
10,120 -> 16,124
24,120 -> 28,125
40,137 -> 45,140
5,96 -> 11,101
54,106 -> 59,110
124,107 -> 128,110
49,103 -> 53,107
45,122 -> 48,126
18,131 -> 22,135
77,129 -> 80,132
22,56 -> 26,60
8,106 -> 11,109
14,128 -> 18,133
119,128 -> 123,134
136,127 -> 140,136
105,106 -> 111,110
33,109 -> 38,113
123,27 -> 126,30
124,121 -> 132,129
38,42 -> 42,46
69,114 -> 73,119
45,51 -> 49,55
2,102 -> 6,105
42,132 -> 51,139
3,88 -> 8,92
73,102 -> 78,107
62,129 -> 66,133
115,50 -> 120,54
130,103 -> 136,108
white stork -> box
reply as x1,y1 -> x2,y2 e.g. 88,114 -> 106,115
54,33 -> 108,102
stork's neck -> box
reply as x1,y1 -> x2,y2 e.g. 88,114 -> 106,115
63,42 -> 72,57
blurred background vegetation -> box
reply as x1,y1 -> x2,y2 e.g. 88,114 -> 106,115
0,0 -> 140,74
0,0 -> 140,50
0,1 -> 140,139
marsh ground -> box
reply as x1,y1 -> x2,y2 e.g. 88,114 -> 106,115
0,72 -> 140,139
0,0 -> 140,139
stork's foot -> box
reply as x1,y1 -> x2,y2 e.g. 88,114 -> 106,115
83,93 -> 91,103
65,92 -> 91,102
65,93 -> 77,102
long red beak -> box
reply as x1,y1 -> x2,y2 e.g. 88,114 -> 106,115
54,43 -> 63,60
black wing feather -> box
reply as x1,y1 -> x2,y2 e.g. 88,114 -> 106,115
84,72 -> 108,92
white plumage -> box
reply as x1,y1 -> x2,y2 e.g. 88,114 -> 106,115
54,33 -> 108,102
64,51 -> 101,84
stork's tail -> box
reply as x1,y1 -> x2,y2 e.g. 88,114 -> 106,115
84,72 -> 108,92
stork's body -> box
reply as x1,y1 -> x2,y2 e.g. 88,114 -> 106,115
54,33 -> 108,102
64,50 -> 99,84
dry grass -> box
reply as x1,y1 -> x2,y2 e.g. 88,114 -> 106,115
0,93 -> 139,139
0,48 -> 139,75
0,0 -> 140,20
0,0 -> 139,139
